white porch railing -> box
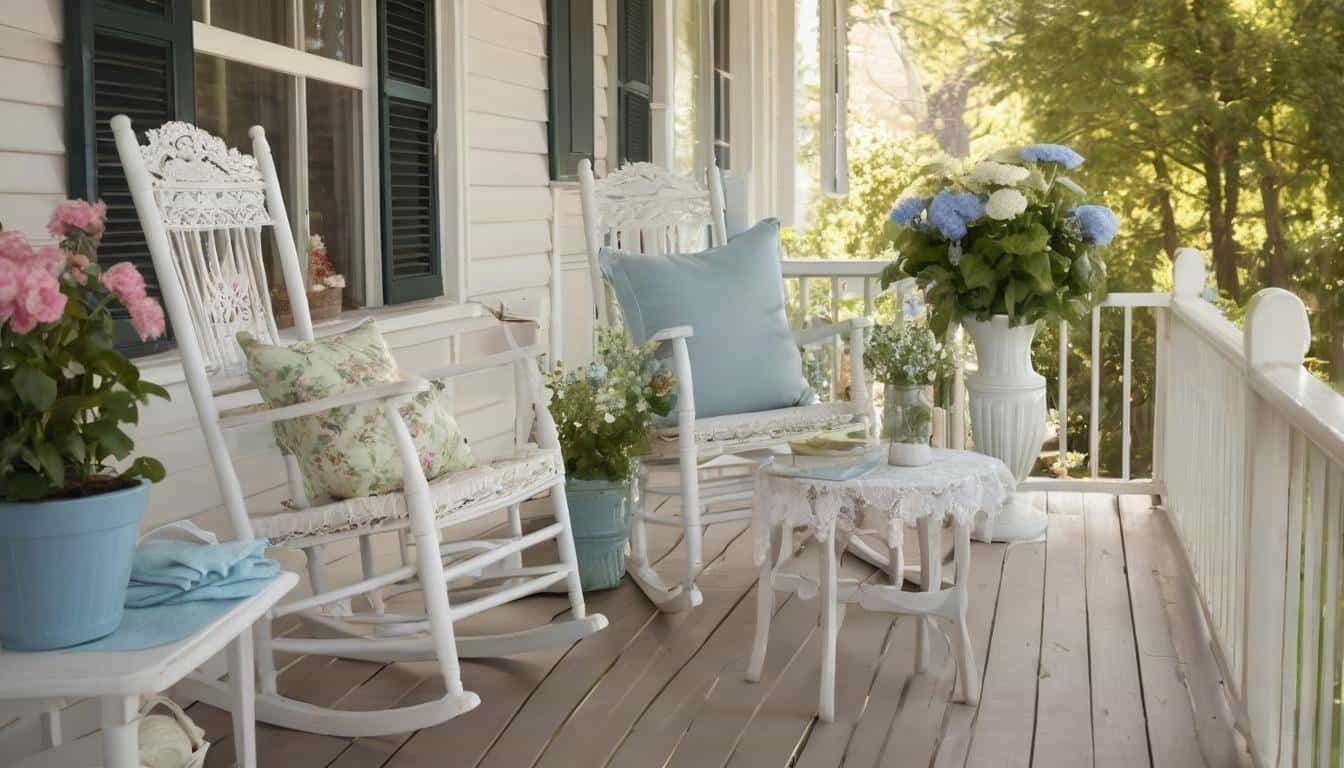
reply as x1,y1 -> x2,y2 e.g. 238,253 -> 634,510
1153,250 -> 1344,767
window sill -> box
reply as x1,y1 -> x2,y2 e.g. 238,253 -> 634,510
136,299 -> 491,388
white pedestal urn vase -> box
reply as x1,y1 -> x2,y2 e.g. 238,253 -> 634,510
963,315 -> 1048,542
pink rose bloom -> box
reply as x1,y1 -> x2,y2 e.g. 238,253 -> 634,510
0,230 -> 35,266
127,296 -> 166,341
32,245 -> 63,276
47,199 -> 108,239
8,265 -> 66,334
101,261 -> 148,304
65,252 -> 90,285
0,258 -> 19,307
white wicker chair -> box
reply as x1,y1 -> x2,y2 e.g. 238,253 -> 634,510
112,117 -> 607,737
578,159 -> 874,612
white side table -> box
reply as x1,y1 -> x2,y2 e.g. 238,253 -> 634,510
0,572 -> 297,768
745,448 -> 1012,721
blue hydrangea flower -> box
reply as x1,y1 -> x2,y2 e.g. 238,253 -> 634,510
927,191 -> 985,241
585,362 -> 608,383
888,197 -> 929,227
1021,144 -> 1085,169
1069,205 -> 1120,245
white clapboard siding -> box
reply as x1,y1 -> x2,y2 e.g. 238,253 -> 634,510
473,185 -> 553,221
468,0 -> 545,55
468,38 -> 547,89
0,2 -> 66,241
468,111 -> 548,153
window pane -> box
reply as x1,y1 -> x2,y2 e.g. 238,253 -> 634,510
794,0 -> 821,226
194,54 -> 296,285
306,79 -> 364,308
672,0 -> 704,175
305,0 -> 361,64
195,0 -> 293,47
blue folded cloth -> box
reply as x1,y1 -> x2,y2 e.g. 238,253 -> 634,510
125,537 -> 280,608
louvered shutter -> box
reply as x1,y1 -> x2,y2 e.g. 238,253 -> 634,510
547,0 -> 595,181
378,0 -> 443,304
616,0 -> 652,165
65,0 -> 194,355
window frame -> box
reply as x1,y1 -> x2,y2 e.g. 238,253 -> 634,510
192,0 -> 383,306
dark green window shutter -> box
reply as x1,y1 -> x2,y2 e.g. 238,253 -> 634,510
378,0 -> 443,305
65,0 -> 194,356
547,0 -> 595,181
616,0 -> 652,165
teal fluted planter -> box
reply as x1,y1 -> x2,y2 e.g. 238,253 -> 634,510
565,477 -> 632,591
0,479 -> 148,650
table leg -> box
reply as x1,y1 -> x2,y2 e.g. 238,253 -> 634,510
229,628 -> 258,768
747,523 -> 779,682
100,695 -> 139,768
915,518 -> 942,673
952,522 -> 980,703
818,523 -> 839,722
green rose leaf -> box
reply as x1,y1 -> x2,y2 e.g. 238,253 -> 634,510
120,456 -> 166,483
13,366 -> 57,410
36,442 -> 65,488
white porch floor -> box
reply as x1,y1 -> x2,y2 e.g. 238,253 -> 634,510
185,492 -> 1252,767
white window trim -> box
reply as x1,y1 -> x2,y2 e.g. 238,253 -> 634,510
192,0 -> 469,308
818,0 -> 848,197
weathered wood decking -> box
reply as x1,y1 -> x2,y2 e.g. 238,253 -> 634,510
186,492 -> 1251,767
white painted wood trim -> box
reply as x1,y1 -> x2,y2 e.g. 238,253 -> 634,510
193,23 -> 366,89
651,0 -> 676,169
440,0 -> 471,302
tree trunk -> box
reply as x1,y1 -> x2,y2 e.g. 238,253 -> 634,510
920,62 -> 975,158
1152,155 -> 1180,259
1259,159 -> 1291,287
1203,134 -> 1242,301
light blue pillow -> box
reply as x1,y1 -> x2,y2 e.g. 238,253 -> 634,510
600,218 -> 807,419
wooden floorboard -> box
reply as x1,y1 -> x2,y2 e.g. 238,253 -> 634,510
222,491 -> 1248,768
1083,493 -> 1150,768
1119,495 -> 1250,767
963,536 -> 1046,768
1032,492 -> 1094,766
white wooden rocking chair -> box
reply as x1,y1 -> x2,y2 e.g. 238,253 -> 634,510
112,117 -> 607,737
578,159 -> 875,612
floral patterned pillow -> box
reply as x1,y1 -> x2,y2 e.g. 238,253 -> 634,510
237,319 -> 474,501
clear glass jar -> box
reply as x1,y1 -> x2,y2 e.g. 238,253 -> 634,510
883,384 -> 934,465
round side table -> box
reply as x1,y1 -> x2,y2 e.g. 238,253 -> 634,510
745,447 -> 1013,722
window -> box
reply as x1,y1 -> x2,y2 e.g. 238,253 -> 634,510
547,0 -> 595,181
670,0 -> 704,175
194,0 -> 370,308
69,0 -> 449,353
615,0 -> 653,165
711,0 -> 730,169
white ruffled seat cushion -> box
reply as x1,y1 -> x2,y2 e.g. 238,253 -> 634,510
252,446 -> 562,546
651,402 -> 868,458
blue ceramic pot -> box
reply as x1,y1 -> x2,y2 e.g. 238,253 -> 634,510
565,477 -> 632,591
0,479 -> 148,650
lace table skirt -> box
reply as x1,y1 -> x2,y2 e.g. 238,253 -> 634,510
752,448 -> 1015,565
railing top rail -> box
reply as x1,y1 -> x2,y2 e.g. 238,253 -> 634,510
1170,295 -> 1245,364
1099,292 -> 1170,308
780,259 -> 889,277
1251,366 -> 1344,469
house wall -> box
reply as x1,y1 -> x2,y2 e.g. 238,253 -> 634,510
0,0 -> 613,533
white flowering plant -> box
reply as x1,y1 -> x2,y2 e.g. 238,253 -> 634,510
880,144 -> 1114,335
543,327 -> 677,482
863,321 -> 955,387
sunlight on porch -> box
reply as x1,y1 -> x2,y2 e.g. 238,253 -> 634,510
179,489 -> 1248,768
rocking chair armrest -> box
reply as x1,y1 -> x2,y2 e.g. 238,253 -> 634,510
217,379 -> 432,429
648,325 -> 694,343
794,317 -> 873,348
417,343 -> 549,383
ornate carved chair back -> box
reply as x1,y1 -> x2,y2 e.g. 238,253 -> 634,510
578,160 -> 728,327
113,117 -> 315,540
112,118 -> 311,392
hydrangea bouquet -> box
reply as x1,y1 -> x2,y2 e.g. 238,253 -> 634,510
543,327 -> 677,482
880,144 -> 1115,334
0,200 -> 169,501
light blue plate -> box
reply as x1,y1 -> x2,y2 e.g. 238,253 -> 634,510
768,447 -> 885,482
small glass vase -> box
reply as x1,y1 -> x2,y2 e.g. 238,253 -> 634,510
883,384 -> 934,466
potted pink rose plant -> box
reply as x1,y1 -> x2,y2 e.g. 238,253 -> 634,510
0,200 -> 170,650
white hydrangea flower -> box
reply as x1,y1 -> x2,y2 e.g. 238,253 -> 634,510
985,188 -> 1029,220
603,412 -> 616,424
969,160 -> 1030,186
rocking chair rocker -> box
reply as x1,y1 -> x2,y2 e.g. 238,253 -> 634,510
578,159 -> 876,613
113,117 -> 606,737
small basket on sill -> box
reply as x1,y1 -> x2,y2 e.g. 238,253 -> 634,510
273,283 -> 342,329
